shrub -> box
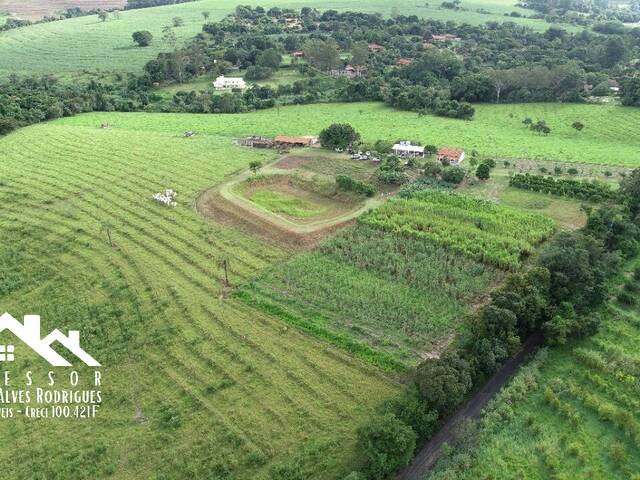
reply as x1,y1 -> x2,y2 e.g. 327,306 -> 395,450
476,163 -> 491,180
336,175 -> 376,197
132,30 -> 153,47
618,290 -> 636,306
423,160 -> 442,178
567,167 -> 579,175
319,123 -> 360,149
244,66 -> 273,80
441,166 -> 466,185
509,174 -> 618,202
377,170 -> 409,185
356,413 -> 416,480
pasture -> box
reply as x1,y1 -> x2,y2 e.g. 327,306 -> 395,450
0,1 -> 125,20
428,269 -> 640,479
54,102 -> 640,166
0,0 -> 569,78
0,116 -> 400,479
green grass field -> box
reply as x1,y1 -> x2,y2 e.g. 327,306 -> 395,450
0,0 -> 572,78
0,116 -> 400,479
54,102 -> 640,166
428,272 -> 640,480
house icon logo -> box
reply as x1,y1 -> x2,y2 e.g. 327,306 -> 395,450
0,313 -> 100,367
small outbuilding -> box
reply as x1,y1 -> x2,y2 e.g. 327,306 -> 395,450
437,147 -> 465,165
213,75 -> 247,91
393,142 -> 425,158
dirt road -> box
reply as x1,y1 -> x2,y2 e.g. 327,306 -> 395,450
397,332 -> 544,480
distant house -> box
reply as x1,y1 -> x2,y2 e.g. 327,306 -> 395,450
437,148 -> 465,165
274,136 -> 318,148
213,75 -> 247,91
396,58 -> 413,66
431,34 -> 461,42
284,17 -> 303,30
329,65 -> 368,79
368,43 -> 384,52
393,141 -> 425,158
292,51 -> 305,58
422,42 -> 435,49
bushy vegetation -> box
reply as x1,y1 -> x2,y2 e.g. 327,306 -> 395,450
510,173 -> 619,201
349,168 -> 640,479
336,175 -> 376,197
361,191 -> 555,269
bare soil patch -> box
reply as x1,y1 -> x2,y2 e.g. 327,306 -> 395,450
274,155 -> 311,170
0,0 -> 125,20
196,189 -> 355,250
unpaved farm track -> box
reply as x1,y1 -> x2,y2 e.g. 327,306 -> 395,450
196,188 -> 356,249
398,332 -> 544,480
0,0 -> 125,20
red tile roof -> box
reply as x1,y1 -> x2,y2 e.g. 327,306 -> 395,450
437,148 -> 465,160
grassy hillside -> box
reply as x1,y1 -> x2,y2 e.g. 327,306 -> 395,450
0,0 -> 567,78
428,272 -> 640,479
56,102 -> 640,166
0,1 -> 126,20
0,117 -> 399,479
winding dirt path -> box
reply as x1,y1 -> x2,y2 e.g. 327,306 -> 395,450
397,332 -> 544,480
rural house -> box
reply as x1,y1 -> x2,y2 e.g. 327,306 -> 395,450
438,147 -> 465,165
292,51 -> 305,58
431,34 -> 461,42
393,141 -> 425,158
329,65 -> 368,79
368,43 -> 384,52
396,58 -> 413,66
213,75 -> 247,91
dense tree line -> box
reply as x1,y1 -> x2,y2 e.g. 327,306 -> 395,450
0,76 -> 148,135
349,170 -> 640,479
125,0 -> 196,9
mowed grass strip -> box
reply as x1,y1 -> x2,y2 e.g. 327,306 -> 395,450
56,103 -> 640,166
362,191 -> 555,269
0,119 -> 399,479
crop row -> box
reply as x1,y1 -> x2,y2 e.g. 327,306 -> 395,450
360,191 -> 554,269
509,173 -> 618,202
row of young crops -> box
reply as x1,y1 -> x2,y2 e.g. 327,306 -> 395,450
361,191 -> 555,270
509,173 -> 619,202
0,121 -> 397,479
428,274 -> 640,479
238,220 -> 503,367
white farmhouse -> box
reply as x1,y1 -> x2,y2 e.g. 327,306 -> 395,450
213,75 -> 247,91
392,141 -> 425,158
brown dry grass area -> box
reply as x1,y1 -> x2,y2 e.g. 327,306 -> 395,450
274,156 -> 311,170
0,0 -> 125,20
196,189 -> 355,250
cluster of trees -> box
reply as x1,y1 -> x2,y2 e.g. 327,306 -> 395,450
509,173 -> 619,202
349,169 -> 640,479
0,76 -> 148,136
336,175 -> 376,196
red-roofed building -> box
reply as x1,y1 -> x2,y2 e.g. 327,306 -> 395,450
437,148 -> 465,165
396,58 -> 413,66
368,43 -> 384,52
292,51 -> 305,58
